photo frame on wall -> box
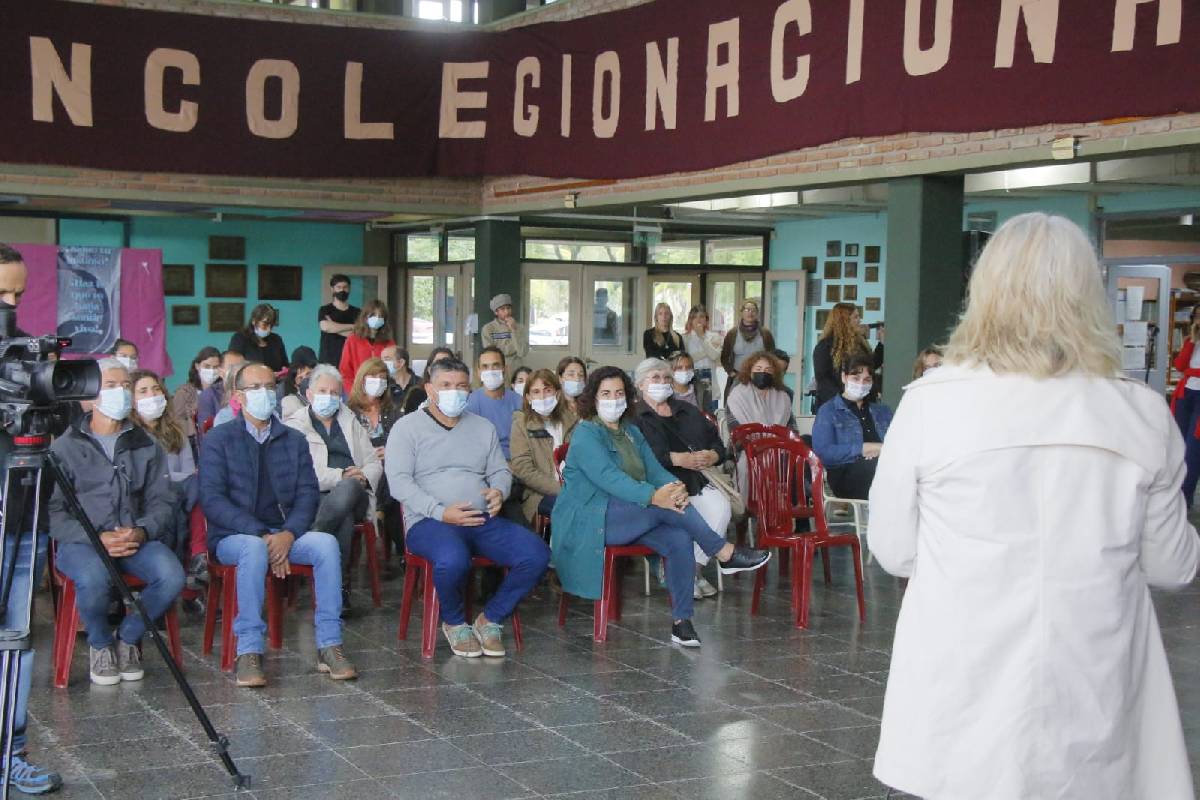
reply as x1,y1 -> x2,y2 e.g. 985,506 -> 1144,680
206,264 -> 247,298
844,285 -> 859,301
845,243 -> 860,257
801,256 -> 818,271
209,236 -> 246,261
865,266 -> 880,283
209,302 -> 244,332
823,261 -> 842,279
844,262 -> 859,279
825,284 -> 841,303
826,240 -> 842,257
258,265 -> 303,301
866,297 -> 882,312
865,245 -> 882,263
163,264 -> 194,296
171,305 -> 200,325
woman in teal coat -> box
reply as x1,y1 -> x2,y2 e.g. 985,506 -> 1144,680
551,366 -> 769,647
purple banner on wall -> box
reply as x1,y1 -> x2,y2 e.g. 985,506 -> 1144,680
57,246 -> 121,355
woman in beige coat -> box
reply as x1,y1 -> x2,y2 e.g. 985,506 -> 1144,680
509,369 -> 577,526
869,213 -> 1200,800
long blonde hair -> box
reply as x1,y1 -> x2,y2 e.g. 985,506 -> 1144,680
820,302 -> 870,373
651,302 -> 675,348
943,212 -> 1120,378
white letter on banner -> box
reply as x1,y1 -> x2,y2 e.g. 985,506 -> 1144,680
903,0 -> 953,77
30,37 -> 92,126
645,38 -> 679,131
995,0 -> 1060,67
246,59 -> 300,139
514,56 -> 540,137
145,48 -> 199,133
1112,0 -> 1181,51
593,51 -> 621,139
438,62 -> 489,139
344,62 -> 394,140
846,0 -> 865,84
771,0 -> 811,103
705,18 -> 741,120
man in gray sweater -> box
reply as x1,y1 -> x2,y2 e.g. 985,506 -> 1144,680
386,357 -> 550,658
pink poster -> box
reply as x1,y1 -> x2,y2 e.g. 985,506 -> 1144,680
8,243 -> 172,377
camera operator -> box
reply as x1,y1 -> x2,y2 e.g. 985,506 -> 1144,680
49,359 -> 184,686
0,243 -> 62,795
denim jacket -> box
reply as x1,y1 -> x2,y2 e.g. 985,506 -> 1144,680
812,396 -> 894,467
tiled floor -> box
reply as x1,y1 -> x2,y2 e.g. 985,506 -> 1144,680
26,540 -> 1200,800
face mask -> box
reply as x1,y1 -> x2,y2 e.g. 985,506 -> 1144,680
254,326 -> 271,339
512,382 -> 526,396
367,315 -> 385,331
562,379 -> 584,398
597,398 -> 627,423
97,387 -> 132,421
673,370 -> 694,385
298,376 -> 311,396
383,359 -> 397,376
845,382 -> 872,401
437,389 -> 469,418
531,396 -> 558,417
481,370 -> 505,391
198,367 -> 219,387
312,393 -> 341,418
136,394 -> 167,421
364,376 -> 387,398
242,388 -> 276,421
333,290 -> 350,303
750,373 -> 773,390
645,383 -> 673,403
115,355 -> 137,371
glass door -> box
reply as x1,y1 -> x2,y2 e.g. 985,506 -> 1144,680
406,263 -> 474,368
764,271 -> 808,415
1105,263 -> 1171,395
522,264 -> 581,372
706,271 -> 764,338
583,265 -> 647,373
650,274 -> 700,334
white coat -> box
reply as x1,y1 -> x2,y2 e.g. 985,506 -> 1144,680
284,403 -> 383,520
868,365 -> 1199,800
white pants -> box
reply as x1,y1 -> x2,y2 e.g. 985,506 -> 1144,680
690,484 -> 732,564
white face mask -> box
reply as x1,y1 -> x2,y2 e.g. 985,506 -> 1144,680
198,367 -> 219,387
97,387 -> 132,421
115,355 -> 137,371
673,370 -> 694,385
480,370 -> 505,391
383,359 -> 397,376
844,381 -> 872,401
531,396 -> 558,417
364,376 -> 387,398
562,379 -> 585,398
512,382 -> 526,396
136,394 -> 167,421
644,383 -> 673,403
437,389 -> 469,418
367,315 -> 385,331
597,398 -> 627,423
254,326 -> 272,339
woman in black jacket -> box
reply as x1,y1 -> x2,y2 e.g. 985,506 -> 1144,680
631,357 -> 730,599
643,303 -> 685,360
812,302 -> 882,412
228,303 -> 288,373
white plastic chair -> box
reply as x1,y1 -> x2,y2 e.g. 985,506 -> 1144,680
822,482 -> 870,570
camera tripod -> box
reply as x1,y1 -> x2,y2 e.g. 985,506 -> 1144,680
0,434 -> 249,797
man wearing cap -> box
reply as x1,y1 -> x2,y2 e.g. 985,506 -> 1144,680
481,294 -> 527,378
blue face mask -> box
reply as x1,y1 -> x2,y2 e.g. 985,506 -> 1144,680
312,393 -> 341,418
367,315 -> 385,331
436,389 -> 469,418
96,387 -> 132,421
242,387 -> 276,421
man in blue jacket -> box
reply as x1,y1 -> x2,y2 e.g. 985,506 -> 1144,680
811,353 -> 895,500
199,362 -> 356,687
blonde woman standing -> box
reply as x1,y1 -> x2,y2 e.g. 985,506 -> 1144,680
869,213 -> 1199,800
643,302 -> 685,360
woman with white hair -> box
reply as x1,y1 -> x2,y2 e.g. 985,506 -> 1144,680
869,212 -> 1200,800
631,358 -> 731,599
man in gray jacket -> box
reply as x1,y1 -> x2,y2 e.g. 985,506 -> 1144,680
51,358 -> 184,686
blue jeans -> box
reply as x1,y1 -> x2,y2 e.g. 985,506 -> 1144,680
215,532 -> 342,656
4,536 -> 45,755
604,500 -> 726,621
406,515 -> 550,625
55,540 -> 185,650
1175,388 -> 1200,507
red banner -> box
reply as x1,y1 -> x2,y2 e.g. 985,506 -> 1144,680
1,0 -> 1197,180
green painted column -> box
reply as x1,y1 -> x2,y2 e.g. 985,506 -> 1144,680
474,219 -> 523,353
882,176 -> 965,405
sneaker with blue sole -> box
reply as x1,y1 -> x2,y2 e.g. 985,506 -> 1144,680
5,753 -> 63,795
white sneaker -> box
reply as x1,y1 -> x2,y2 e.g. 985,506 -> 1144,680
693,579 -> 705,600
696,577 -> 718,598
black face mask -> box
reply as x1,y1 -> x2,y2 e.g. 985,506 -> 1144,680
333,290 -> 350,303
750,373 -> 773,390
298,377 -> 311,396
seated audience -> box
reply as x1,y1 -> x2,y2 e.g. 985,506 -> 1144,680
511,366 -> 533,398
212,363 -> 252,428
197,350 -> 245,432
465,347 -> 523,460
402,346 -> 455,415
557,356 -> 588,417
285,365 -> 381,613
349,357 -> 403,558
228,304 -> 288,373
632,359 -> 731,600
280,345 -> 318,419
172,345 -> 221,439
551,367 -> 769,647
386,357 -> 551,658
381,344 -> 418,408
812,353 -> 894,500
912,346 -> 943,380
200,362 -> 356,687
510,369 -> 578,527
50,358 -> 185,686
111,337 -> 140,372
339,300 -> 395,392
722,350 -> 800,510
670,352 -> 699,408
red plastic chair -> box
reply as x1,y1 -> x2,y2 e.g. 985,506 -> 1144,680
557,544 -> 671,643
203,560 -> 318,671
730,423 -> 795,548
744,437 -> 865,629
534,442 -> 571,540
348,521 -> 383,607
52,566 -> 183,688
398,553 -> 524,659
